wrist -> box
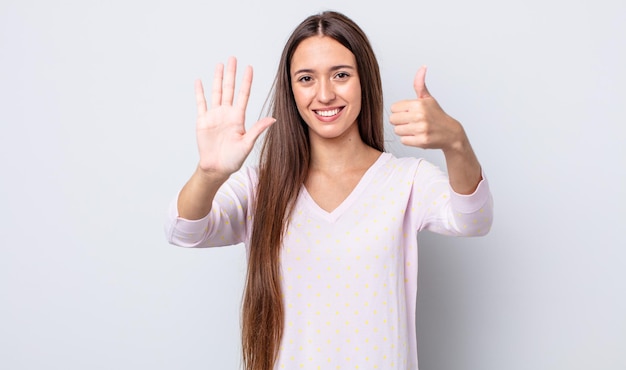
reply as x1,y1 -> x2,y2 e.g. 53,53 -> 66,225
194,165 -> 231,186
442,123 -> 470,156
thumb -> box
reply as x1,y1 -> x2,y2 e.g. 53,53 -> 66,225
413,65 -> 431,99
244,117 -> 276,145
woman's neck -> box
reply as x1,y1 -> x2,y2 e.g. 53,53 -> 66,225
308,132 -> 381,174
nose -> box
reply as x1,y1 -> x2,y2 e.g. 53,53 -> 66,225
317,79 -> 336,104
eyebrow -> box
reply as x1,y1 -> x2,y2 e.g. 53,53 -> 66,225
292,64 -> 356,76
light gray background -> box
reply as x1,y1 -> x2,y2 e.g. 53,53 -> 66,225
1,0 -> 624,369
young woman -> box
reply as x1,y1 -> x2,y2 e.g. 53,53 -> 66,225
165,11 -> 493,370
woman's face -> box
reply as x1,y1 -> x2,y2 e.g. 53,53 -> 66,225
290,36 -> 362,143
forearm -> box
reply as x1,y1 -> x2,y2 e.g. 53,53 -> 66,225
177,166 -> 230,220
442,128 -> 482,195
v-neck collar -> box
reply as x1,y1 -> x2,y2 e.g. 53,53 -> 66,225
300,152 -> 391,223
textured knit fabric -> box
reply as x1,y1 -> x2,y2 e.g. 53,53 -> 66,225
165,152 -> 493,369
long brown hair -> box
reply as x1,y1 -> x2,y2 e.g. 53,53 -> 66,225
242,11 -> 385,370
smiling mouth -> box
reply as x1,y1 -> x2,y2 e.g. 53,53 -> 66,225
314,108 -> 342,117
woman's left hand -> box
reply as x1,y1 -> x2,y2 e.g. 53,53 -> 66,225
391,66 -> 483,194
390,66 -> 467,153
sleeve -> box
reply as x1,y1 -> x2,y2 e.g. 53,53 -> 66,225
164,167 -> 257,248
412,159 -> 493,236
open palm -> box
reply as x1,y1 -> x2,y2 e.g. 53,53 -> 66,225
195,57 -> 275,176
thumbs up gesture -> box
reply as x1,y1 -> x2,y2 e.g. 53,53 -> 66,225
390,66 -> 466,152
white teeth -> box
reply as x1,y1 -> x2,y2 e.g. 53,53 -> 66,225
315,108 -> 340,117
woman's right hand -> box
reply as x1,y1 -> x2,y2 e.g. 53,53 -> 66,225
195,57 -> 275,178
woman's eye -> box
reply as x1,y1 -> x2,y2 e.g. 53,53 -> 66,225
335,72 -> 349,79
298,76 -> 312,82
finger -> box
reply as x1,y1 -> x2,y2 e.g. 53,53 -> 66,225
236,65 -> 253,111
399,135 -> 425,148
393,122 -> 426,137
395,129 -> 433,148
389,109 -> 427,126
413,65 -> 431,99
390,100 -> 412,113
243,117 -> 276,147
222,56 -> 237,105
210,63 -> 224,109
392,122 -> 409,136
195,79 -> 208,115
389,111 -> 416,126
392,127 -> 421,147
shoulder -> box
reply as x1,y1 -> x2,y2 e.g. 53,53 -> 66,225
216,166 -> 260,201
230,165 -> 259,187
377,153 -> 449,189
378,152 -> 427,175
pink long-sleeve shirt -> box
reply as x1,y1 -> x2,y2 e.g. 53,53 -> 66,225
165,152 -> 493,369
